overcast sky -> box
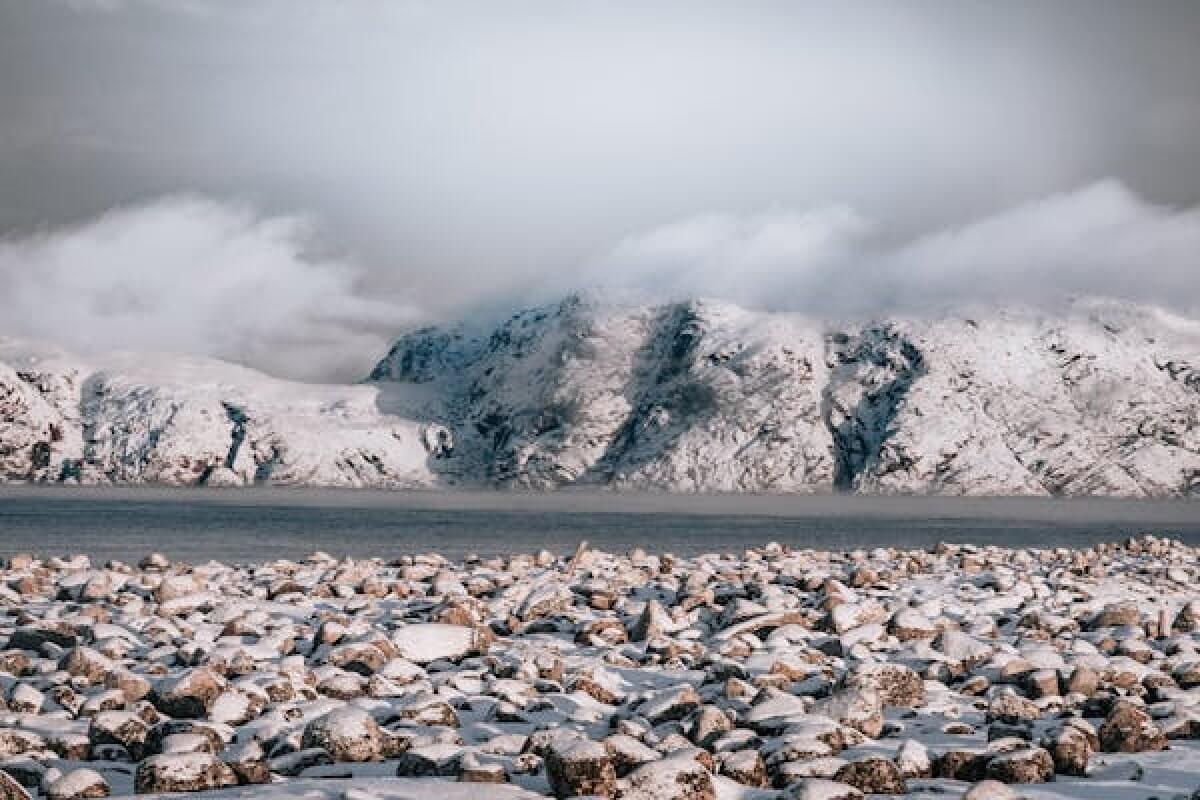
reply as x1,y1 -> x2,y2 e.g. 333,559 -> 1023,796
2,1 -> 1200,380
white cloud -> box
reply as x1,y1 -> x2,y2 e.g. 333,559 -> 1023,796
2,182 -> 1196,384
582,181 -> 1200,317
0,196 -> 421,382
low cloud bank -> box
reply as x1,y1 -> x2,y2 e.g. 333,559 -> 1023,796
0,196 -> 420,382
2,181 -> 1197,383
581,180 -> 1200,318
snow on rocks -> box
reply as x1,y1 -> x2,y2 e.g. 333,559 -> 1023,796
1097,701 -> 1168,752
44,769 -> 109,800
301,708 -> 384,763
618,753 -> 714,800
545,739 -> 616,798
983,746 -> 1055,784
782,778 -> 863,800
0,771 -> 32,800
960,781 -> 1019,800
0,534 -> 1199,799
134,753 -> 237,793
390,624 -> 487,665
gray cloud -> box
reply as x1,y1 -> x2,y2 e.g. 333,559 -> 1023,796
2,2 -> 1200,376
0,196 -> 420,381
579,181 -> 1200,317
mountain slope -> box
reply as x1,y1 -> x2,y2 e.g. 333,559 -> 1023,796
3,293 -> 1199,496
372,293 -> 1200,496
0,341 -> 443,489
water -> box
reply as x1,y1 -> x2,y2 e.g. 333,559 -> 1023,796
0,487 -> 1196,563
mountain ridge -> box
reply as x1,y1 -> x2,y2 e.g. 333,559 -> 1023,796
3,292 -> 1198,496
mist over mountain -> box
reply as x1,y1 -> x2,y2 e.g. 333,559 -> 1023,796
2,3 -> 1199,497
3,181 -> 1200,385
4,2 -> 1200,381
3,292 -> 1197,497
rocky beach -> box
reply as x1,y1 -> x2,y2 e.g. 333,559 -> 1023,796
4,4 -> 1200,799
0,535 -> 1197,799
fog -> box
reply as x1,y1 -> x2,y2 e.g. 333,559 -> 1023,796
577,181 -> 1200,317
0,196 -> 418,381
2,1 -> 1200,379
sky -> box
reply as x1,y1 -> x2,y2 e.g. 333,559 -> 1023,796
2,0 -> 1200,380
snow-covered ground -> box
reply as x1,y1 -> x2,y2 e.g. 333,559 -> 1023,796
3,292 -> 1199,495
0,534 -> 1198,799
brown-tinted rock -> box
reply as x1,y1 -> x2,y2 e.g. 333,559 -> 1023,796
1044,727 -> 1091,776
0,771 -> 30,800
301,708 -> 383,762
222,742 -> 270,785
546,740 -> 616,798
984,747 -> 1054,783
845,663 -> 925,708
1064,665 -> 1099,697
986,692 -> 1040,725
688,706 -> 732,748
44,769 -> 109,800
395,744 -> 465,777
134,754 -> 237,794
719,750 -> 767,787
88,712 -> 149,761
618,753 -> 715,800
834,757 -> 907,794
1098,703 -> 1168,753
150,668 -> 224,719
933,751 -> 991,782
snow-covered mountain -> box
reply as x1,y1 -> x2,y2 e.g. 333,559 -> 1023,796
3,292 -> 1199,496
0,341 -> 443,490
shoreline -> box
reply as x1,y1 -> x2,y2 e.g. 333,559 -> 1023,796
1,483 -> 1196,521
3,488 -> 1200,563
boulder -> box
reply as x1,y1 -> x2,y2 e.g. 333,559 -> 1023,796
301,708 -> 383,763
844,663 -> 925,708
618,754 -> 714,800
88,711 -> 149,760
391,624 -> 487,665
888,609 -> 937,641
1043,726 -> 1092,776
984,747 -> 1055,783
782,778 -> 863,800
812,688 -> 883,738
962,781 -> 1020,800
718,750 -> 767,787
1098,703 -> 1168,753
395,744 -> 465,777
44,770 -> 109,800
134,753 -> 237,794
546,739 -> 617,798
893,739 -> 931,779
834,757 -> 907,794
638,687 -> 702,725
150,668 -> 224,719
0,771 -> 30,800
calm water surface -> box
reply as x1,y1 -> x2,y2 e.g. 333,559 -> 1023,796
0,487 -> 1196,563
